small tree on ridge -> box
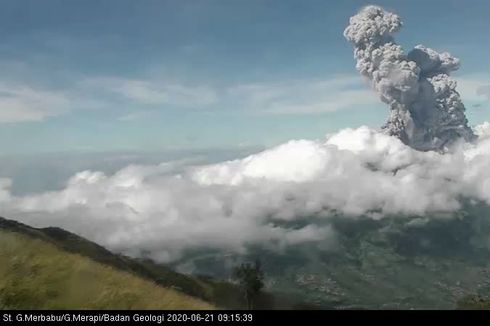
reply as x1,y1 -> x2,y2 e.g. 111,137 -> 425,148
233,258 -> 264,310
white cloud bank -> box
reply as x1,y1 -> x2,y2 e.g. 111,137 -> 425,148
2,124 -> 490,262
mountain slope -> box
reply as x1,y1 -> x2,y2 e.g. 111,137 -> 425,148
0,226 -> 215,309
0,216 -> 316,310
0,216 -> 211,301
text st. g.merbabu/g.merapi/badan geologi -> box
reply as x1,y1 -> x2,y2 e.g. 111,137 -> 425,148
1,312 -> 222,323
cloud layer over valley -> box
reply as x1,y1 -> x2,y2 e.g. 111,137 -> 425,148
2,123 -> 490,262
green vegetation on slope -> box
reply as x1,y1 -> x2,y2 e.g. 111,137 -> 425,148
0,217 -> 318,309
457,295 -> 490,309
0,229 -> 214,309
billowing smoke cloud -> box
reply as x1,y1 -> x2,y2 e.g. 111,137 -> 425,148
344,5 -> 475,151
1,123 -> 490,262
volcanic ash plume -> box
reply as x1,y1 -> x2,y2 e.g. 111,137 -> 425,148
344,5 -> 475,151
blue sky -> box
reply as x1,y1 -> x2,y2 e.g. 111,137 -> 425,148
0,0 -> 489,154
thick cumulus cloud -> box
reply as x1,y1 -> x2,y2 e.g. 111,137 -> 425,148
1,124 -> 490,262
344,5 -> 475,151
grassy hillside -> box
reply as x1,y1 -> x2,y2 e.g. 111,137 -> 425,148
0,229 -> 214,309
457,295 -> 490,309
0,216 -> 315,309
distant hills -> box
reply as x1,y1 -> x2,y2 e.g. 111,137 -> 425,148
176,204 -> 490,309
